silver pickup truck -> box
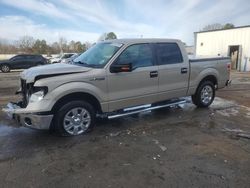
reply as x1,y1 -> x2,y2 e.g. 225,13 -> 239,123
3,39 -> 231,136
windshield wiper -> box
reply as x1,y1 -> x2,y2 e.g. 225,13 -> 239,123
75,60 -> 86,64
74,61 -> 91,67
74,61 -> 102,68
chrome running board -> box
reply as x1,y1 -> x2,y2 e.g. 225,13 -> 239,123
107,99 -> 186,119
123,104 -> 152,112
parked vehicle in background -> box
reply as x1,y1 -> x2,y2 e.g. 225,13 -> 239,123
3,39 -> 231,136
49,53 -> 76,63
60,53 -> 80,64
0,54 -> 48,73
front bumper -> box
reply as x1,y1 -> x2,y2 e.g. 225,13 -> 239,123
2,102 -> 53,130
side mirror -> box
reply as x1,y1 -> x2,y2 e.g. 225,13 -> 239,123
110,63 -> 132,73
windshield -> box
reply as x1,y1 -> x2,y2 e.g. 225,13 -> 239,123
73,42 -> 123,68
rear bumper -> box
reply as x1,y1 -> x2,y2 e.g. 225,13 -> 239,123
2,103 -> 53,130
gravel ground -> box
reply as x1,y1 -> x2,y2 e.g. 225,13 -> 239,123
0,71 -> 249,188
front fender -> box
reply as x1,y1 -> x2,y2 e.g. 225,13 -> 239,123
47,81 -> 106,106
21,81 -> 107,113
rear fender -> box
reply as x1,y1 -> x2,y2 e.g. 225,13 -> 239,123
188,68 -> 219,95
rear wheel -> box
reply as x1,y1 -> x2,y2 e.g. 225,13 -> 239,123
192,81 -> 215,108
1,65 -> 10,73
54,100 -> 96,136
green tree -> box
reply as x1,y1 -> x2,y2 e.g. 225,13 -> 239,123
74,41 -> 87,53
223,23 -> 235,29
33,39 -> 48,54
98,32 -> 117,41
202,23 -> 223,31
202,23 -> 235,31
106,32 -> 117,40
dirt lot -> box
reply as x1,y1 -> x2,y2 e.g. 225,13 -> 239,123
0,71 -> 250,188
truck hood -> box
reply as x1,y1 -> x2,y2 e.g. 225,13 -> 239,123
21,63 -> 92,83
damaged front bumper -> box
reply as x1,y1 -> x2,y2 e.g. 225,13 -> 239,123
2,102 -> 53,130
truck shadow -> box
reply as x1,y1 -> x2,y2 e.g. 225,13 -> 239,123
0,97 -> 238,161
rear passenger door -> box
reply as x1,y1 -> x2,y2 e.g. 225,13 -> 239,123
24,55 -> 36,68
31,55 -> 44,66
155,43 -> 189,101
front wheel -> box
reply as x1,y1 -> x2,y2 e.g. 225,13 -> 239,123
1,64 -> 10,73
192,81 -> 215,108
54,100 -> 96,136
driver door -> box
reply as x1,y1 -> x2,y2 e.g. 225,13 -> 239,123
10,55 -> 26,69
107,43 -> 159,112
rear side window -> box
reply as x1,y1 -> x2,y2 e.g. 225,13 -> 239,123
26,55 -> 35,59
116,44 -> 154,69
36,55 -> 44,60
156,43 -> 183,65
17,55 -> 28,60
11,55 -> 24,61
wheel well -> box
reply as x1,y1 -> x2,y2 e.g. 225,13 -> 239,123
199,75 -> 218,86
52,92 -> 102,114
1,63 -> 10,68
194,75 -> 218,94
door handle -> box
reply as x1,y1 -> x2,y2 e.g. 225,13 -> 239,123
181,68 -> 188,74
150,71 -> 158,78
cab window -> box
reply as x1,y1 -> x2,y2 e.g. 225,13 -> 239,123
116,44 -> 154,69
156,43 -> 183,65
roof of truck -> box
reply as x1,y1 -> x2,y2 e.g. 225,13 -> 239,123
101,38 -> 182,45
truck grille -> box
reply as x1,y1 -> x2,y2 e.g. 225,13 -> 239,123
20,79 -> 28,107
20,79 -> 33,107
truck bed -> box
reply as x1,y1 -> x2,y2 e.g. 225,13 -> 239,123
187,56 -> 231,95
189,57 -> 230,63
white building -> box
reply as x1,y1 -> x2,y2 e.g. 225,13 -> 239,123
194,25 -> 250,71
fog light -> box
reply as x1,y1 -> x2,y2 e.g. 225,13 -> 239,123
24,117 -> 32,126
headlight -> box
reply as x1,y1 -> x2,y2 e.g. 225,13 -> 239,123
29,87 -> 48,103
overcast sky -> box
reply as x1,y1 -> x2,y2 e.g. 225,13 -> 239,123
0,0 -> 250,45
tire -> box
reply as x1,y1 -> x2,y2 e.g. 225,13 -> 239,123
192,81 -> 215,108
1,64 -> 10,73
54,100 -> 96,136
